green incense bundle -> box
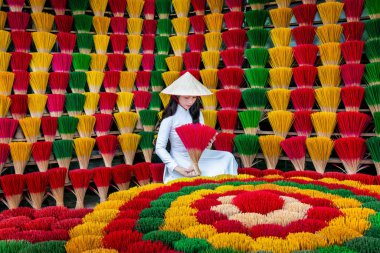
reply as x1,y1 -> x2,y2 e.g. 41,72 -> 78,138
234,134 -> 260,168
69,0 -> 89,15
139,109 -> 159,132
247,28 -> 269,48
19,241 -> 66,253
238,110 -> 262,135
65,93 -> 86,117
72,53 -> 91,72
0,240 -> 31,253
155,54 -> 168,71
157,19 -> 173,37
242,88 -> 267,111
58,116 -> 79,140
374,112 -> 380,136
247,0 -> 268,10
69,71 -> 87,93
365,62 -> 380,86
76,33 -> 94,54
155,0 -> 172,19
244,48 -> 269,68
151,70 -> 165,91
156,36 -> 170,55
365,85 -> 380,115
245,10 -> 268,29
73,15 -> 93,33
53,139 -> 74,169
366,137 -> 380,175
365,19 -> 380,40
365,39 -> 380,63
244,68 -> 269,88
366,0 -> 380,19
149,91 -> 162,111
139,131 -> 156,163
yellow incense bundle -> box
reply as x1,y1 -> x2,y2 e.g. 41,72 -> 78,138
0,72 -> 14,96
173,0 -> 191,17
93,35 -> 110,54
29,0 -> 46,13
202,51 -> 220,69
201,110 -> 218,129
127,35 -> 143,54
318,42 -> 341,66
269,46 -> 293,68
86,71 -> 105,93
204,32 -> 222,52
73,137 -> 96,169
31,32 -> 56,53
169,35 -> 187,56
204,13 -> 224,33
275,0 -> 291,8
30,52 -> 52,72
116,92 -> 134,112
269,8 -> 293,28
127,18 -> 144,35
259,135 -> 284,170
207,0 -> 224,13
83,92 -> 100,115
269,67 -> 292,89
317,2 -> 344,25
268,110 -> 294,138
311,112 -> 337,138
118,133 -> 141,165
125,53 -> 143,72
201,89 -> 218,110
306,136 -> 334,174
159,93 -> 170,108
166,56 -> 183,72
0,30 -> 10,52
267,88 -> 291,111
30,72 -> 49,94
126,0 -> 144,18
19,117 -> 41,143
31,12 -> 54,32
90,54 -> 108,72
28,94 -> 47,118
162,71 -> 180,86
315,87 -> 341,112
270,28 -> 292,47
0,94 -> 10,117
0,52 -> 10,72
119,71 -> 137,92
90,0 -> 108,16
200,69 -> 219,89
0,12 -> 5,31
76,115 -> 96,138
114,112 -> 138,134
172,17 -> 190,36
316,24 -> 343,44
317,66 -> 341,87
10,142 -> 32,174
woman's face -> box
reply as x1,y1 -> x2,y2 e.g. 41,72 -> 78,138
178,96 -> 197,110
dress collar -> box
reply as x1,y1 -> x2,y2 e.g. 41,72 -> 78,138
177,104 -> 189,112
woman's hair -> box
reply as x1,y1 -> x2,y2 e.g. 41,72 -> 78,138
160,96 -> 201,124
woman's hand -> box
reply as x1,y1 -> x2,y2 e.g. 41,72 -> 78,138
174,166 -> 198,177
207,132 -> 218,149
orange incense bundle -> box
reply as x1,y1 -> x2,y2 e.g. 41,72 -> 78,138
68,169 -> 93,209
291,26 -> 316,45
222,29 -> 247,50
103,71 -> 120,93
341,86 -> 365,112
49,72 -> 69,95
41,116 -> 58,142
99,92 -> 118,115
149,163 -> 165,183
217,68 -> 244,89
293,111 -> 313,137
220,49 -> 244,68
47,94 -> 65,117
94,113 -> 113,137
48,167 -> 67,206
13,71 -> 30,94
9,94 -> 28,120
291,88 -> 315,111
110,34 -> 127,54
25,171 -> 48,209
182,52 -> 201,70
111,164 -> 132,190
224,11 -> 244,30
187,34 -> 205,53
96,134 -> 118,167
218,109 -> 238,134
337,112 -> 370,138
0,174 -> 25,209
0,143 -> 9,173
190,15 -> 205,34
110,17 -> 127,34
136,71 -> 151,91
142,53 -> 155,71
213,132 -> 235,153
0,118 -> 18,144
11,52 -> 31,71
107,54 -> 126,72
133,162 -> 151,186
31,141 -> 52,172
216,89 -> 241,110
92,167 -> 112,202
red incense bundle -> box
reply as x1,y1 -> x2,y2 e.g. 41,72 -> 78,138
99,92 -> 118,114
50,0 -> 67,15
136,71 -> 151,91
110,34 -> 127,54
337,111 -> 370,138
190,15 -> 205,34
68,169 -> 92,209
11,52 -> 31,71
222,30 -> 247,50
13,71 -> 30,94
280,136 -> 307,171
25,172 -> 48,209
9,94 -> 28,120
223,11 -> 244,30
104,71 -> 120,93
341,64 -> 365,87
47,94 -> 65,117
94,113 -> 113,137
187,34 -> 205,53
340,41 -> 364,65
49,72 -> 69,95
0,118 -> 18,143
213,132 -> 235,153
142,35 -> 155,54
0,143 -> 9,173
344,0 -> 364,22
57,32 -> 76,54
132,91 -> 152,112
96,134 -> 118,167
220,49 -> 244,68
216,89 -> 241,110
291,88 -> 315,111
293,66 -> 317,88
32,141 -> 53,172
92,167 -> 112,202
191,0 -> 206,15
48,167 -> 67,206
110,17 -> 127,34
11,31 -> 31,52
7,12 -> 29,31
0,174 -> 25,209
107,54 -> 126,71
149,163 -> 165,183
291,26 -> 316,45
225,0 -> 242,11
133,162 -> 151,186
183,52 -> 201,70
142,54 -> 155,71
293,44 -> 318,66
143,20 -> 157,35
293,111 -> 313,137
341,86 -> 364,112
292,4 -> 317,26
111,164 -> 132,190
335,137 -> 366,175
41,116 -> 58,142
143,0 -> 155,20
342,22 -> 364,41
54,15 -> 73,33
218,68 -> 244,89
109,0 -> 126,17
52,53 -> 72,73
218,110 -> 238,134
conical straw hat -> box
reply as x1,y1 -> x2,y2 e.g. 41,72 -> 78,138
161,72 -> 213,96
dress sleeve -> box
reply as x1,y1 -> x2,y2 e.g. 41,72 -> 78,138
155,117 -> 179,172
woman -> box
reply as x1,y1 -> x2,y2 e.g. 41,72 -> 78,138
155,72 -> 238,183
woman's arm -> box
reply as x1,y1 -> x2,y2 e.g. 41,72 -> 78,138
155,117 -> 179,172
200,111 -> 216,149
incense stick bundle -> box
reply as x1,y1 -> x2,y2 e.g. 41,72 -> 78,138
267,88 -> 291,111
238,110 -> 262,135
48,167 -> 67,206
0,94 -> 11,118
92,167 -> 112,202
114,112 -> 138,134
317,66 -> 341,87
32,32 -> 56,53
366,137 -> 380,175
10,141 -> 32,174
28,94 -> 47,118
341,64 -> 365,87
291,88 -> 315,111
204,13 -> 224,33
315,87 -> 341,112
317,2 -> 344,25
335,137 -> 366,175
11,52 -> 31,72
53,139 -> 73,170
111,164 -> 132,190
19,117 -> 41,143
31,141 -> 52,172
65,93 -> 85,117
316,24 -> 343,44
41,116 -> 58,142
0,143 -> 9,173
259,135 -> 284,170
269,8 -> 293,28
0,174 -> 25,209
94,113 -> 113,137
306,137 -> 334,174
30,72 -> 49,94
218,109 -> 238,134
76,115 -> 96,138
201,110 -> 218,129
55,15 -> 74,33
139,109 -> 158,132
133,162 -> 151,186
118,133 -> 141,165
294,111 -> 313,137
73,137 -> 96,169
31,12 -> 54,32
341,86 -> 365,112
269,67 -> 292,89
58,116 -> 78,140
0,118 -> 18,144
119,71 -> 137,92
216,89 -> 241,110
311,112 -> 337,138
268,110 -> 294,138
68,169 -> 92,209
281,136 -> 307,171
245,68 -> 269,88
96,134 -> 118,167
25,171 -> 48,209
83,92 -> 100,116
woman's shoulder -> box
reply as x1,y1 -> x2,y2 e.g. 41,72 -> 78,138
160,115 -> 174,127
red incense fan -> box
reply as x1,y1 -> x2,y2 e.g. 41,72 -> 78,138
216,89 -> 241,110
110,34 -> 128,54
109,0 -> 126,17
291,26 -> 316,45
293,44 -> 318,66
187,34 -> 205,53
341,86 -> 364,112
107,54 -> 126,71
218,68 -> 244,89
143,20 -> 157,35
103,71 -> 120,93
110,17 -> 127,34
190,15 -> 205,34
142,35 -> 155,54
292,4 -> 317,26
57,32 -> 76,54
223,11 -> 244,30
182,52 -> 201,70
142,53 -> 155,71
54,15 -> 73,33
293,66 -> 317,88
342,22 -> 364,41
213,132 -> 235,153
11,52 -> 31,71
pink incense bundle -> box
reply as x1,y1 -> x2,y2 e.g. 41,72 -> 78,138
218,110 -> 238,134
280,136 -> 307,171
191,0 -> 206,15
13,71 -> 30,94
293,45 -> 318,66
216,89 -> 241,110
25,172 -> 48,209
142,35 -> 155,54
344,0 -> 364,22
341,64 -> 365,87
50,0 -> 67,15
8,0 -> 25,11
109,0 -> 126,17
9,94 -> 28,120
293,66 -> 317,88
48,167 -> 67,206
213,132 -> 235,153
92,167 -> 113,202
223,11 -> 244,30
187,34 -> 205,53
337,111 -> 370,138
57,32 -> 76,54
94,113 -> 113,137
104,71 -> 120,93
293,111 -> 313,137
222,30 -> 247,51
133,162 -> 151,186
7,12 -> 29,31
225,0 -> 242,11
54,15 -> 73,33
340,41 -> 364,65
136,71 -> 151,91
341,86 -> 364,112
335,137 -> 366,175
190,15 -> 205,34
142,54 -> 155,71
41,116 -> 58,142
110,34 -> 127,54
291,88 -> 315,111
291,26 -> 316,45
132,91 -> 152,112
11,52 -> 31,71
0,143 -> 9,173
292,4 -> 317,26
180,70 -> 201,81
342,22 -> 364,41
96,134 -> 118,167
52,53 -> 72,73
143,0 -> 155,20
32,141 -> 53,172
68,169 -> 92,209
49,72 -> 69,95
149,163 -> 164,183
183,52 -> 201,70
0,118 -> 18,143
110,17 -> 127,34
0,174 -> 25,209
99,92 -> 118,114
143,20 -> 157,35
217,68 -> 244,89
111,164 -> 132,190
220,49 -> 244,68
107,54 -> 126,71
11,31 -> 31,52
